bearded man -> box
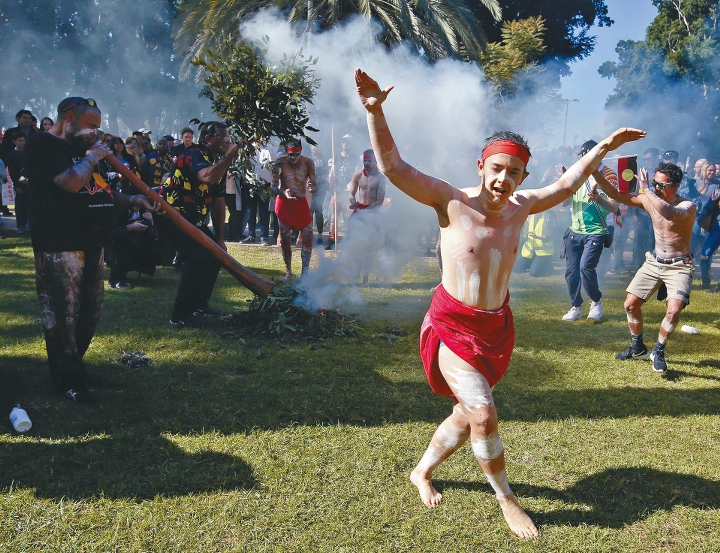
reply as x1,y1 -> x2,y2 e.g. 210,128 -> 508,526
25,97 -> 158,403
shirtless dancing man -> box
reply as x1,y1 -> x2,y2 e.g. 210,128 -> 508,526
594,162 -> 696,373
348,149 -> 387,284
355,68 -> 645,538
271,140 -> 317,281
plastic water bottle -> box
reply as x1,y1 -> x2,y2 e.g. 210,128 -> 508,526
9,404 -> 32,433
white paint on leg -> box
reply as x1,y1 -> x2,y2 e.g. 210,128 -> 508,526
442,364 -> 495,410
485,468 -> 513,498
626,313 -> 641,325
471,431 -> 504,461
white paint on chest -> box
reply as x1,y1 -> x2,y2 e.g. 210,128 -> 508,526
469,268 -> 480,305
456,261 -> 467,303
475,226 -> 488,240
484,248 -> 502,306
460,215 -> 473,230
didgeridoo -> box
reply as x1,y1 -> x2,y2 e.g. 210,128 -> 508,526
104,153 -> 274,296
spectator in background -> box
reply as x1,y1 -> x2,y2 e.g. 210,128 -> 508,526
241,141 -> 273,246
691,161 -> 718,267
41,117 -> 54,132
310,143 -> 328,245
1,109 -> 37,216
6,132 -> 28,234
125,137 -> 145,169
142,136 -> 172,187
173,126 -> 194,159
560,140 -> 618,322
162,121 -> 239,327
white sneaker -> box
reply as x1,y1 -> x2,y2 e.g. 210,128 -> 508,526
562,306 -> 582,321
587,300 -> 604,320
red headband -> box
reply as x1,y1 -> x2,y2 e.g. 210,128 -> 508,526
481,140 -> 530,166
286,146 -> 302,153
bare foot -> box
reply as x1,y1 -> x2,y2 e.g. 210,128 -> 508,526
410,469 -> 443,507
281,272 -> 294,283
497,495 -> 538,539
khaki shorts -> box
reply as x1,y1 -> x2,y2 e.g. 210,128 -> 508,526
626,252 -> 694,305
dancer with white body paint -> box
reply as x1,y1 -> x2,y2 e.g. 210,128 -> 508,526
355,68 -> 646,539
594,162 -> 696,374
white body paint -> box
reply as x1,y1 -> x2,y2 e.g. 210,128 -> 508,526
469,268 -> 480,305
471,431 -> 504,460
442,364 -> 495,410
626,313 -> 641,325
484,248 -> 502,306
460,215 -> 473,230
485,468 -> 513,498
456,261 -> 467,303
475,226 -> 488,240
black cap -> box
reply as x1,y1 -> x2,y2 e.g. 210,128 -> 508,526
579,140 -> 598,156
57,97 -> 99,113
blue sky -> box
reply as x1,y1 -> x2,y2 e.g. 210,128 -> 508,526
555,0 -> 659,144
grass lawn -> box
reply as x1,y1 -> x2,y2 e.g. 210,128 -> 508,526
1,234 -> 720,552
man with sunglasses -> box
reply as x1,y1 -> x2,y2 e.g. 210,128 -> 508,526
24,97 -> 159,403
594,162 -> 696,374
271,140 -> 317,281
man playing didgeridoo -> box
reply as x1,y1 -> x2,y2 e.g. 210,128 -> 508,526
272,140 -> 317,281
355,68 -> 646,539
594,162 -> 696,374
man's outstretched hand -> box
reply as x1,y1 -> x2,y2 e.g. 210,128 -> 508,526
605,128 -> 647,152
355,69 -> 394,112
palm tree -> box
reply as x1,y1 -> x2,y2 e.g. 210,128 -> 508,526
173,0 -> 501,77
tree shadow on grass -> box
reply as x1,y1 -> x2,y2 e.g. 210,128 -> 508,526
441,467 -> 720,530
0,433 -> 257,501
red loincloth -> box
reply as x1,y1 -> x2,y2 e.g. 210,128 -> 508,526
420,284 -> 514,397
351,202 -> 372,216
275,194 -> 312,231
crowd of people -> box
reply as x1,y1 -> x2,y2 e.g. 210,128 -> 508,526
1,75 -> 718,541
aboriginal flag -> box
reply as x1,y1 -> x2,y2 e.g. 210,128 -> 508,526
617,155 -> 638,194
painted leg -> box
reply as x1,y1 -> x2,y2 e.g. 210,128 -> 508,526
438,347 -> 538,539
300,225 -> 313,276
279,224 -> 293,281
410,400 -> 470,507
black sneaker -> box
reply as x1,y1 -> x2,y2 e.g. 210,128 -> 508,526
241,236 -> 256,244
650,349 -> 668,373
65,388 -> 97,404
110,281 -> 133,289
170,315 -> 204,328
615,344 -> 650,360
193,305 -> 222,317
325,240 -> 335,251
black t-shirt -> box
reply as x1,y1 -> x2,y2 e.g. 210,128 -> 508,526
26,132 -> 115,252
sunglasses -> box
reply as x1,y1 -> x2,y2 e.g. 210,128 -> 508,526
61,98 -> 97,112
652,179 -> 675,190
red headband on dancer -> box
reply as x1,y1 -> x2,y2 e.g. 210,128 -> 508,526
481,140 -> 530,166
286,144 -> 302,154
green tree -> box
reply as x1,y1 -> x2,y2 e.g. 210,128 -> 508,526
479,16 -> 546,100
469,0 -> 612,72
193,37 -> 320,197
0,0 -> 208,135
599,1 -> 720,159
173,0 -> 501,75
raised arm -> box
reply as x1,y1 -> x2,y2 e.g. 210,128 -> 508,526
593,168 -> 644,208
356,69 -> 455,213
522,128 -> 646,214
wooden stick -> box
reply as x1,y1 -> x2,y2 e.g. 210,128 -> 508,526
331,126 -> 338,251
104,153 -> 275,296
